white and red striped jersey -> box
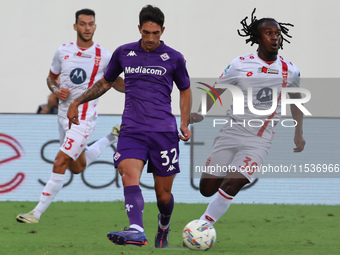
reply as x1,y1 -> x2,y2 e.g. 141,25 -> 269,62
50,41 -> 111,120
216,52 -> 300,140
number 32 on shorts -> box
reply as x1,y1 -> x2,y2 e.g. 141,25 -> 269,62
160,148 -> 178,166
239,156 -> 258,175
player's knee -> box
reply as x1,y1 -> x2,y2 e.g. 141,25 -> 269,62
199,176 -> 220,197
69,166 -> 84,174
199,187 -> 210,197
156,192 -> 171,205
199,185 -> 216,197
220,178 -> 249,197
53,157 -> 70,174
69,160 -> 86,174
121,173 -> 140,186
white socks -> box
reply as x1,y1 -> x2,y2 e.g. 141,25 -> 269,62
33,134 -> 118,220
200,188 -> 234,225
106,133 -> 118,144
85,136 -> 114,167
34,172 -> 65,219
130,224 -> 145,232
159,220 -> 171,230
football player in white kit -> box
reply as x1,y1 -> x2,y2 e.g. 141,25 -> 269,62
16,9 -> 124,224
195,9 -> 306,225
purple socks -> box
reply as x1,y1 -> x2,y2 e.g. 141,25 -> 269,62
124,185 -> 144,229
157,193 -> 174,226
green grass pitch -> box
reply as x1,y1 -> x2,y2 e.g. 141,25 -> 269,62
1,202 -> 339,255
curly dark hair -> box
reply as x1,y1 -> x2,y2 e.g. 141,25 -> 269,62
237,8 -> 294,49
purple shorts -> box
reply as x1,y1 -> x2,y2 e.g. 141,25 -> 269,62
113,130 -> 180,177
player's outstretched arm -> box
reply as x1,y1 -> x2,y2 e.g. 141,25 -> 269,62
67,77 -> 112,128
289,92 -> 306,152
179,87 -> 191,141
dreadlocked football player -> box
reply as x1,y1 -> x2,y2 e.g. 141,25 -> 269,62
197,9 -> 306,225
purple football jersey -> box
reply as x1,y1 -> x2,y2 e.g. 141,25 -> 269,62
104,39 -> 190,132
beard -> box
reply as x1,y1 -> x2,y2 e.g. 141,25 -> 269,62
267,50 -> 278,57
78,31 -> 93,42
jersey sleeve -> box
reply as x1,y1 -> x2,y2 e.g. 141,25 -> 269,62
50,48 -> 61,75
173,54 -> 190,91
104,46 -> 123,82
289,63 -> 300,88
101,48 -> 112,70
216,58 -> 239,86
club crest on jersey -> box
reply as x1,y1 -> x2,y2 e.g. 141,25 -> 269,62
75,51 -> 91,58
160,53 -> 170,61
95,56 -> 101,66
70,68 -> 87,84
258,66 -> 279,74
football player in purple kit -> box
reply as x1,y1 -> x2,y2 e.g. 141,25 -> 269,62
67,5 -> 191,248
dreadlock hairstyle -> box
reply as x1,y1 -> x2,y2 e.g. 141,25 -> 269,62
237,8 -> 294,49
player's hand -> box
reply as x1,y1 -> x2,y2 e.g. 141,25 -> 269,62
56,88 -> 70,100
179,125 -> 191,141
67,102 -> 80,129
190,112 -> 204,124
293,133 -> 305,152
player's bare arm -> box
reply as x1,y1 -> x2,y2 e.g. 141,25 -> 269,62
179,87 -> 191,141
111,76 -> 125,93
46,71 -> 70,100
289,92 -> 306,152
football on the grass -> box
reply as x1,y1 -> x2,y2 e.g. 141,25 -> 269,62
183,219 -> 216,251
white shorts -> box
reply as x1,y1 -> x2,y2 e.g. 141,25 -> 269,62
204,124 -> 272,182
58,116 -> 96,160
